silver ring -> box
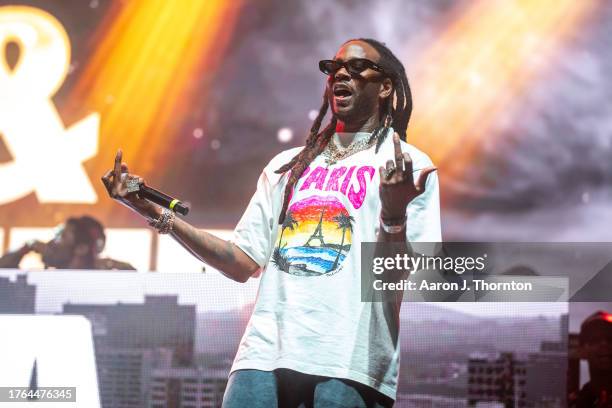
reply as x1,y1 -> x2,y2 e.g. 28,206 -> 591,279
125,176 -> 141,193
383,167 -> 396,180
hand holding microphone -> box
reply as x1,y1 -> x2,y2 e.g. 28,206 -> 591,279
125,178 -> 189,216
101,149 -> 189,216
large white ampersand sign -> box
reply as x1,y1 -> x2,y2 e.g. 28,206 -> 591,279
0,6 -> 99,204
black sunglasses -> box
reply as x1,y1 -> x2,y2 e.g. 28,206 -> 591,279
318,58 -> 386,77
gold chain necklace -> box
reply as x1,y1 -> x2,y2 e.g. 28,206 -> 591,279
323,136 -> 376,165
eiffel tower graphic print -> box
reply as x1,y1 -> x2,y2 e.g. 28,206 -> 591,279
304,206 -> 326,247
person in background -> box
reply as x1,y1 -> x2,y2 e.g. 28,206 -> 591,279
0,215 -> 135,270
569,310 -> 612,408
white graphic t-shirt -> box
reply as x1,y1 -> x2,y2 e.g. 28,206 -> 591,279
230,128 -> 441,400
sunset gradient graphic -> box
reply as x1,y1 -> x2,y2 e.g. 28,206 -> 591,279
273,195 -> 353,276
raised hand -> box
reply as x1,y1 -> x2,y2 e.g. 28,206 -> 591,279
26,240 -> 47,254
378,132 -> 436,221
101,149 -> 145,207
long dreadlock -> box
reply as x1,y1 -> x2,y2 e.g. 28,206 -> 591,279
275,38 -> 412,224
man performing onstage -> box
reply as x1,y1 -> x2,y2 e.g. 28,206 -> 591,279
102,38 -> 441,407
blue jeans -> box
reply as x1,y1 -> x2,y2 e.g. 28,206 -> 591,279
222,368 -> 394,408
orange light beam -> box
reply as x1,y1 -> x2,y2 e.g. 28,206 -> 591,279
67,0 -> 242,219
405,0 -> 596,177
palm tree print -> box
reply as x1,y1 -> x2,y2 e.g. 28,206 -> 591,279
271,247 -> 291,272
277,211 -> 298,250
328,212 -> 354,272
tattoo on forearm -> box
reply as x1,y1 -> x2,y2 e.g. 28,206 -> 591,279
172,221 -> 237,267
218,241 -> 236,263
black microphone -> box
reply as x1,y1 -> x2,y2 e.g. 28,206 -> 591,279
139,184 -> 189,216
